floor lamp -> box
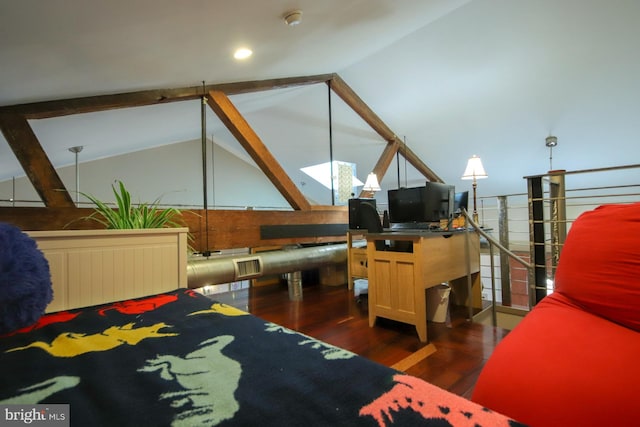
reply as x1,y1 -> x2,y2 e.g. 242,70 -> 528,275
461,155 -> 488,224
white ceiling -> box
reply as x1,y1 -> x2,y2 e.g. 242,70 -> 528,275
1,0 -> 639,200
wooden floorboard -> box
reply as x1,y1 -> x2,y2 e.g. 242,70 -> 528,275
210,281 -> 510,399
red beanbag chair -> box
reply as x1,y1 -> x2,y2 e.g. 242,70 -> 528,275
472,202 -> 640,427
554,203 -> 640,331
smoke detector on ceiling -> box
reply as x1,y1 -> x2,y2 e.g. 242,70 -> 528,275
283,10 -> 303,26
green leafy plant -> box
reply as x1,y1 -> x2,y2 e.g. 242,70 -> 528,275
80,180 -> 185,229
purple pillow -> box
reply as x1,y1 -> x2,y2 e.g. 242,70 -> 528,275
0,222 -> 53,334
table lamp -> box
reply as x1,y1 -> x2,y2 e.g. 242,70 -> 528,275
362,172 -> 381,195
461,155 -> 488,224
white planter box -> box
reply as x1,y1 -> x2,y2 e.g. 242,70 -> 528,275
27,228 -> 189,312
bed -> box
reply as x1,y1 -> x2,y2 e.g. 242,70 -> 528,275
0,288 -> 526,426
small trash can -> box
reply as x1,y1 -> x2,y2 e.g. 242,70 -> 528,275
427,283 -> 451,323
353,279 -> 368,298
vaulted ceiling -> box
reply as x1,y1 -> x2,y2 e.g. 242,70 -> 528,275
2,0 -> 639,201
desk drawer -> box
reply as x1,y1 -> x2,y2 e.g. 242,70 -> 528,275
350,248 -> 368,278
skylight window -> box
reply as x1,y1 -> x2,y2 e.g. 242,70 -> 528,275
301,161 -> 364,203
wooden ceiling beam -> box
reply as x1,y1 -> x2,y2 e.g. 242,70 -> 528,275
0,74 -> 334,120
0,113 -> 74,207
206,90 -> 312,211
329,75 -> 398,145
328,74 -> 443,184
0,72 -> 444,212
398,142 -> 443,183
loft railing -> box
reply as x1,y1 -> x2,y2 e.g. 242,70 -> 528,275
472,163 -> 640,327
461,210 -> 531,325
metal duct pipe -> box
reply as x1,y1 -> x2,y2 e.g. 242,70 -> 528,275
187,243 -> 349,289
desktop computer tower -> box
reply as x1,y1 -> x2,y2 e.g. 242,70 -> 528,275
348,198 -> 377,229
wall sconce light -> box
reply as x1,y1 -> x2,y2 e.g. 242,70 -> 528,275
461,155 -> 488,224
362,172 -> 381,193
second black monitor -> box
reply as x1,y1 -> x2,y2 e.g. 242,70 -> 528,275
454,190 -> 469,214
388,182 -> 455,225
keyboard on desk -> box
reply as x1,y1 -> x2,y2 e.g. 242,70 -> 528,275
389,222 -> 441,231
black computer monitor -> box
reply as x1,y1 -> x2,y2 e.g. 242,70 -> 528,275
387,187 -> 423,224
454,191 -> 469,214
424,182 -> 455,223
387,182 -> 454,225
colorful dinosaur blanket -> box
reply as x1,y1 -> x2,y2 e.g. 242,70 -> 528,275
0,289 -> 525,426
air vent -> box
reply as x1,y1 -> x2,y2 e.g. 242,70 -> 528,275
233,256 -> 262,279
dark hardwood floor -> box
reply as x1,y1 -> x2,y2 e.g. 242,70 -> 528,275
210,281 -> 510,399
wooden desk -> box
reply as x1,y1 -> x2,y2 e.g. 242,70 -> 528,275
366,230 -> 481,342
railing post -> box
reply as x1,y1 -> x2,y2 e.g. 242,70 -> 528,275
548,171 -> 567,282
497,196 -> 511,306
527,176 -> 547,306
489,243 -> 497,326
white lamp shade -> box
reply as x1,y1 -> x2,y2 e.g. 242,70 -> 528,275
362,173 -> 381,192
461,155 -> 488,180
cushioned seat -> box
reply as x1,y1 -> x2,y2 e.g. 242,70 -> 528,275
471,202 -> 640,427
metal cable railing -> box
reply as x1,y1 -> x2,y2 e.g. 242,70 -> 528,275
473,164 -> 639,327
461,209 -> 532,326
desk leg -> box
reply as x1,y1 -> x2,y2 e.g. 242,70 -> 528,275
367,265 -> 377,328
450,272 -> 482,313
470,271 -> 482,308
416,288 -> 428,342
347,232 -> 353,290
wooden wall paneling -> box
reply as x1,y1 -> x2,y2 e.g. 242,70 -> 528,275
1,207 -> 348,251
195,208 -> 348,250
0,207 -> 96,231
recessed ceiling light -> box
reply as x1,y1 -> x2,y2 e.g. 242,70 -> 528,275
233,48 -> 253,60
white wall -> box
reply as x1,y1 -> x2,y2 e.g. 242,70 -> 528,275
0,139 -> 290,209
